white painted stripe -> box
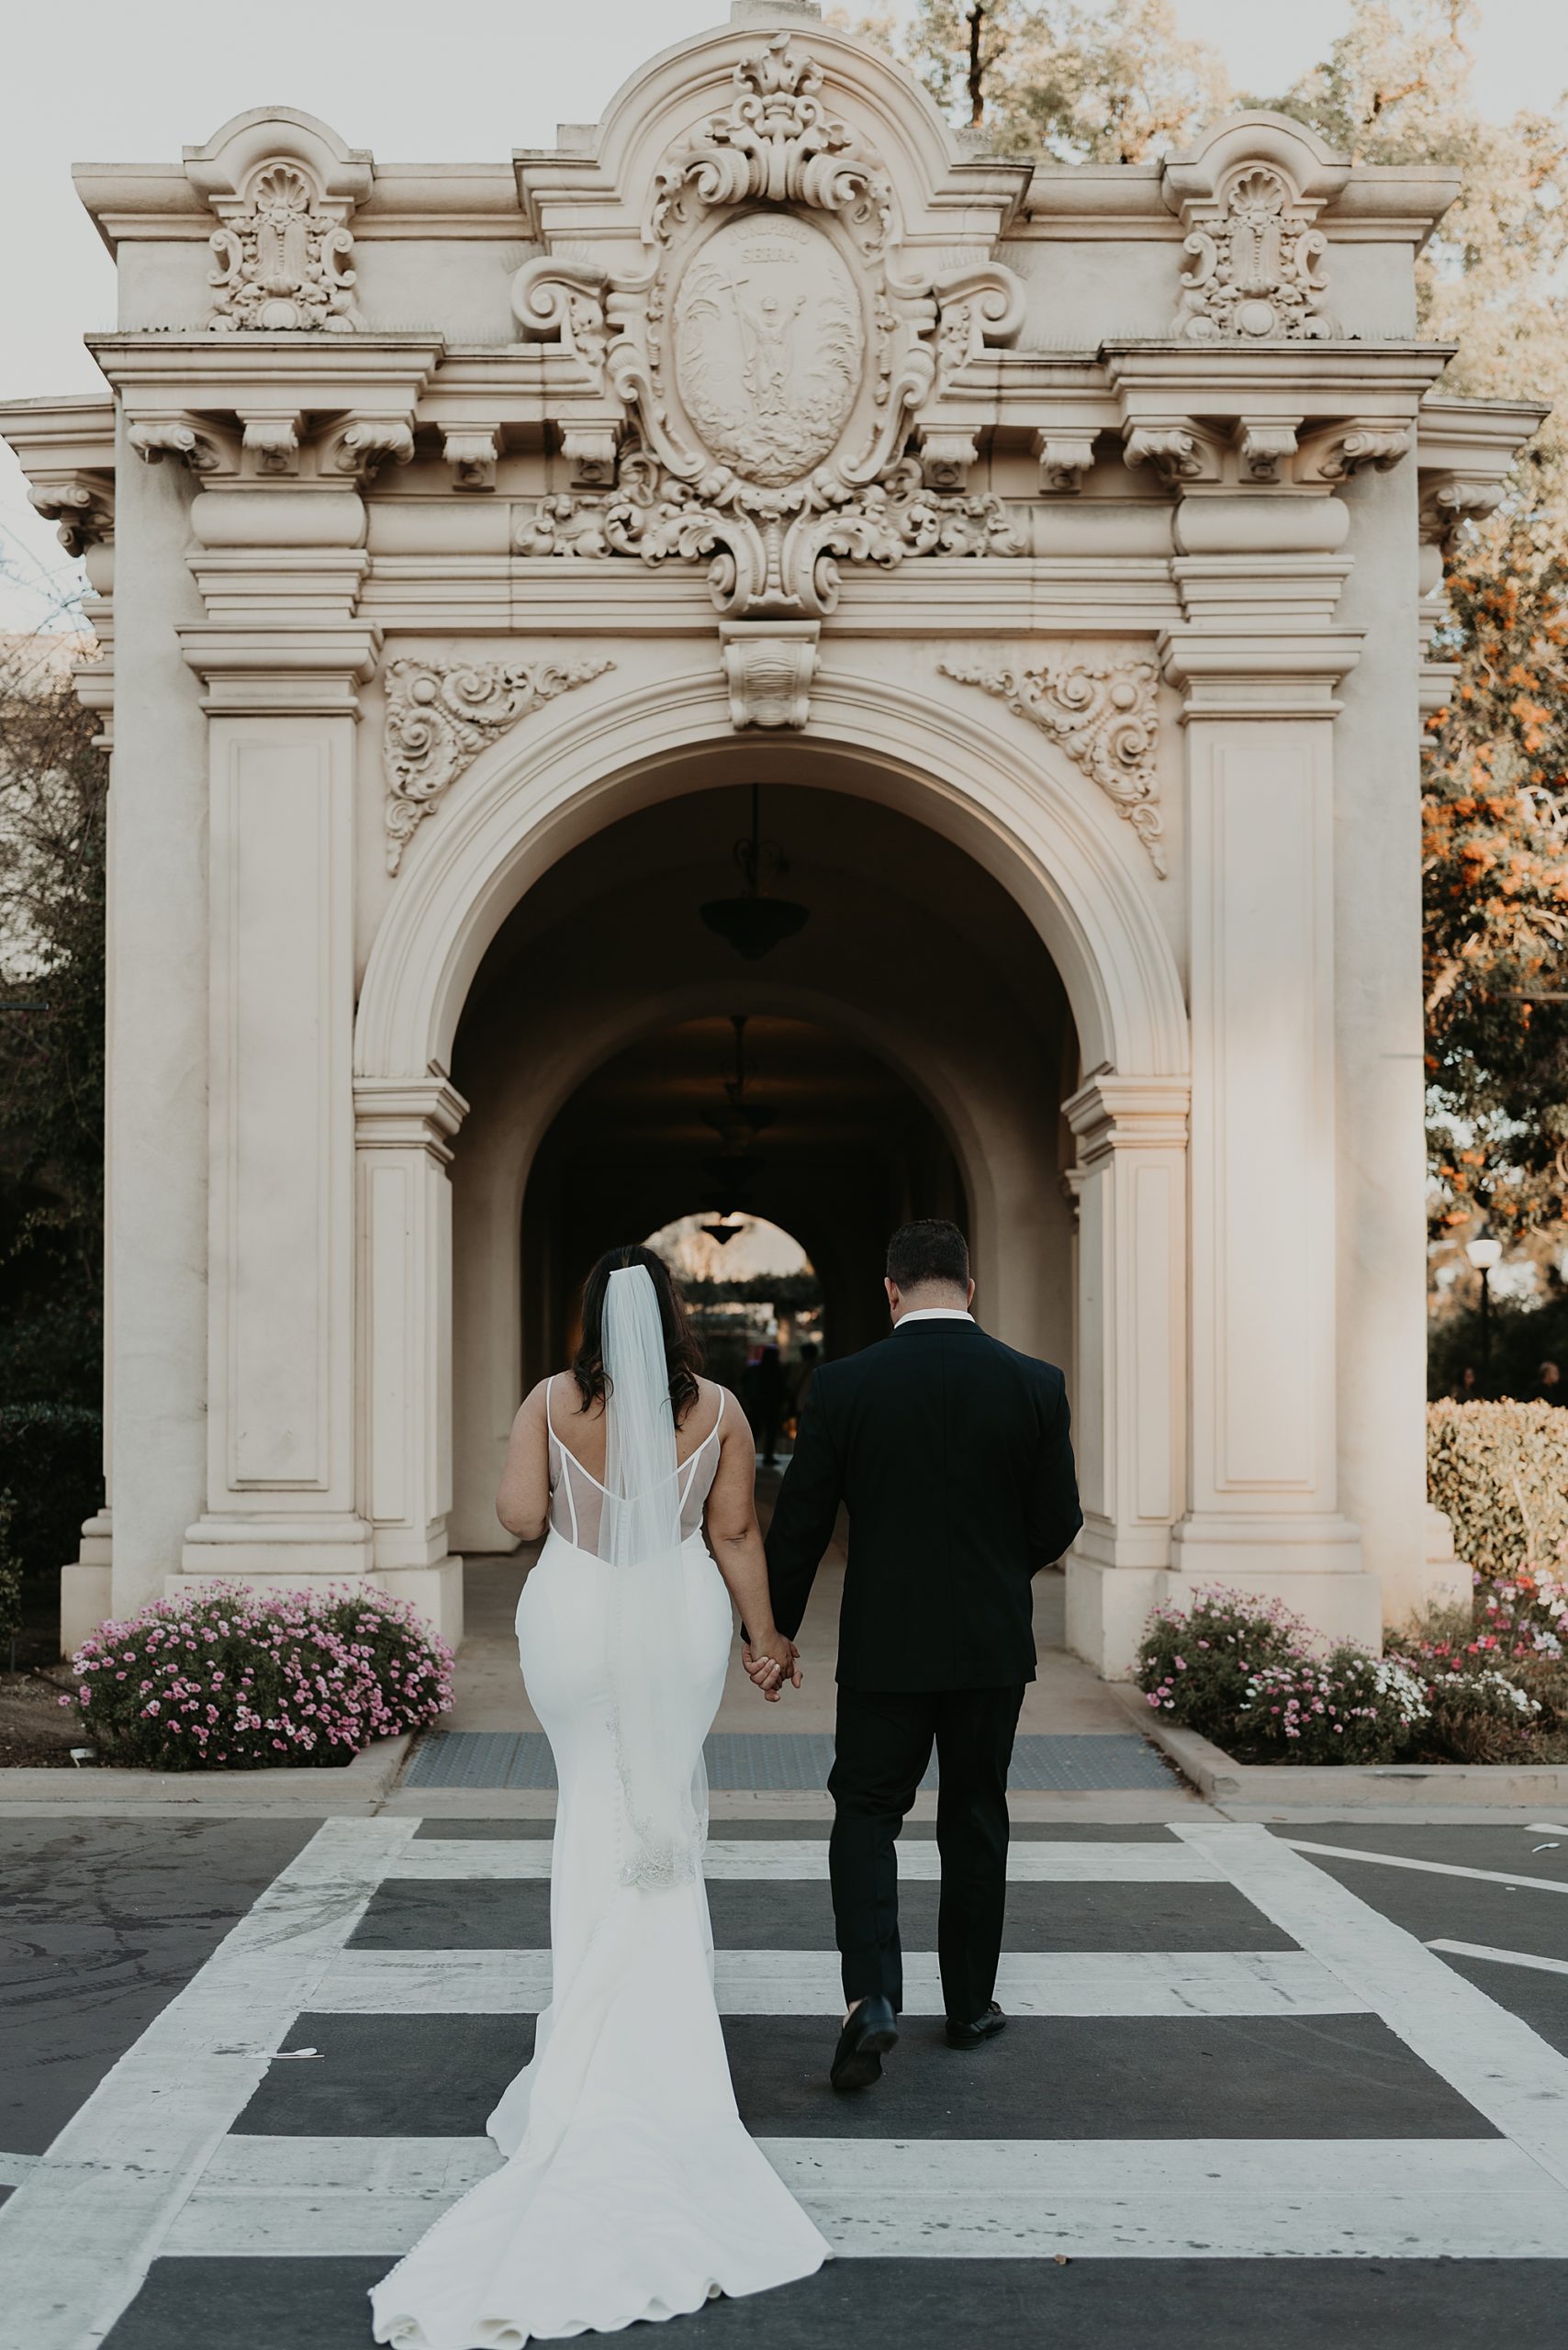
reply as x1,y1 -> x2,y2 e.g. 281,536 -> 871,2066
1281,1838 -> 1568,1897
167,2133 -> 1568,2261
0,2152 -> 39,2188
312,1944 -> 1362,2019
0,1817 -> 421,2350
1177,1823 -> 1568,2193
1527,1823 -> 1568,1836
392,1838 -> 1222,1884
1429,1938 -> 1568,1980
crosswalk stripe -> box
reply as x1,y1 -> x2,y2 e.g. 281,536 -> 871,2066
1179,1823 -> 1568,2194
1428,1938 -> 1568,1979
389,1838 -> 1223,1884
310,1945 -> 1362,2018
0,1817 -> 424,2350
1281,1838 -> 1568,1897
165,2133 -> 1568,2261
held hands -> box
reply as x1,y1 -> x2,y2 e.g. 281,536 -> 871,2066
742,1630 -> 802,1704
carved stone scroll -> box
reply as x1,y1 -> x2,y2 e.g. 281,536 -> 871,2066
382,657 -> 614,873
28,476 -> 115,556
942,656 -> 1166,877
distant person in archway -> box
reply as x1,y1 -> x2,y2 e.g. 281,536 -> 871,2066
742,1339 -> 788,1467
791,1340 -> 821,1432
760,1218 -> 1081,2096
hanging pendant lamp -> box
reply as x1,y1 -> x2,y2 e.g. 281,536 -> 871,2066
700,784 -> 809,960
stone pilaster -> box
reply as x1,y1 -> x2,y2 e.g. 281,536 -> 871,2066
354,1077 -> 469,1642
1061,1076 -> 1190,1675
1160,502 -> 1380,1643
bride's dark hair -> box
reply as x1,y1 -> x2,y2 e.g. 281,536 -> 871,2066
571,1243 -> 704,1424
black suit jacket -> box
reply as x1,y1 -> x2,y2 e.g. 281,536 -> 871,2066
764,1317 -> 1081,1692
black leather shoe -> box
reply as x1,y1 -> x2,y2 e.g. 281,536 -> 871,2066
945,2001 -> 1007,2049
831,1994 -> 900,2092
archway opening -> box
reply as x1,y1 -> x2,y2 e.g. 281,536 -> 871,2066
446,775 -> 1080,1553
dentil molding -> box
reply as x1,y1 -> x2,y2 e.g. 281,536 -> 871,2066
381,656 -> 614,873
941,655 -> 1166,877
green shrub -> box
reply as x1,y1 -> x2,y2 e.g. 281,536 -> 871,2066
0,1404 -> 102,1582
0,1492 -> 21,1650
1420,1668 -> 1542,1764
1427,1400 -> 1568,1583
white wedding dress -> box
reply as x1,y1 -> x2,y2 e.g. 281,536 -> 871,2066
370,1270 -> 830,2346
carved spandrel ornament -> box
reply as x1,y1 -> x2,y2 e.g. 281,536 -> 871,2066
942,656 -> 1166,878
207,159 -> 364,333
511,30 -> 1025,628
382,656 -> 614,873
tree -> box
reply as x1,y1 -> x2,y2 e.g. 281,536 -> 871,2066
1267,0 -> 1568,498
0,643 -> 107,1405
842,1 -> 1231,159
1423,509 -> 1568,1248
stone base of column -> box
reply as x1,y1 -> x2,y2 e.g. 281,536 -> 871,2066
1411,1504 -> 1471,1617
373,1558 -> 465,1647
180,1514 -> 375,1577
1065,1557 -> 1164,1680
1068,1535 -> 1383,1679
60,1561 -> 114,1658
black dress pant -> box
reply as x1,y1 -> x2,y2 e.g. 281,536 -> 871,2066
827,1682 -> 1025,2022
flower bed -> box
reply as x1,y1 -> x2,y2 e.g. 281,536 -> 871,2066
58,1582 -> 454,1770
1137,1583 -> 1568,1767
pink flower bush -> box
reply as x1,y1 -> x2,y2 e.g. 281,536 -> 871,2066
1237,1649 -> 1430,1765
59,1582 -> 454,1771
1137,1584 -> 1313,1740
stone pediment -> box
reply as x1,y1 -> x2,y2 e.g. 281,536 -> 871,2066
510,10 -> 1031,628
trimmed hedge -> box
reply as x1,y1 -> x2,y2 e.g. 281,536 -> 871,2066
1427,1399 -> 1568,1581
0,1404 -> 102,1583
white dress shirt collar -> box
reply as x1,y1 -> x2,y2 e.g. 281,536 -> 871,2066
894,1307 -> 975,1327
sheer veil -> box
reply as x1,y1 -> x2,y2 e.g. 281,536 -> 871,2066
597,1263 -> 708,1887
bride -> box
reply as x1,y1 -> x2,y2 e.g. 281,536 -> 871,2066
369,1245 -> 831,2346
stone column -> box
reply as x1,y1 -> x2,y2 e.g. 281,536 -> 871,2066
1161,498 -> 1381,1644
1062,1076 -> 1190,1674
355,1077 -> 468,1640
105,420 -> 212,1623
174,486 -> 379,1595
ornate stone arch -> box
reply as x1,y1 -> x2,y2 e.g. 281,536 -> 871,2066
353,657 -> 1191,1090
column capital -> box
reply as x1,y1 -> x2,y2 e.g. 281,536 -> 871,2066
354,1072 -> 471,1160
178,621 -> 381,716
1064,1074 -> 1191,1158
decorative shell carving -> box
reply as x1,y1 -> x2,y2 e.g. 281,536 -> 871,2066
207,160 -> 364,334
1175,164 -> 1334,344
382,657 -> 614,873
942,656 -> 1166,877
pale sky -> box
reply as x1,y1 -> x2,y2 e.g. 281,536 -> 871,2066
4,0 -> 1566,626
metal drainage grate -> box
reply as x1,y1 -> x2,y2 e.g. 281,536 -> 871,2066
403,1729 -> 1171,1794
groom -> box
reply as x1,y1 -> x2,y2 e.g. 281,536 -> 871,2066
760,1219 -> 1081,2092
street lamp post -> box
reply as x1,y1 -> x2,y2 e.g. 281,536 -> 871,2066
1465,1234 -> 1504,1396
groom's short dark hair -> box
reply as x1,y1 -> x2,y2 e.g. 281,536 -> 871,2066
886,1219 -> 969,1292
